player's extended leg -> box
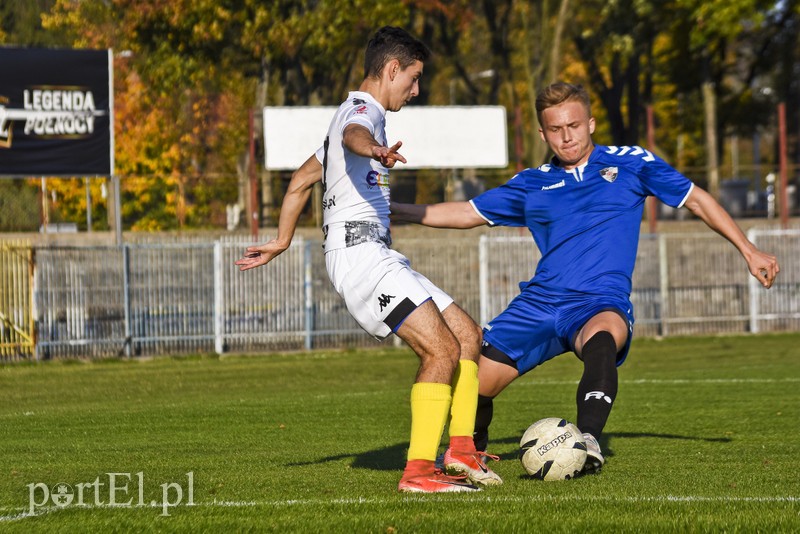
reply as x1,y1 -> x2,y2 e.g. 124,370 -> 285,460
573,311 -> 629,473
472,355 -> 519,451
439,304 -> 503,485
395,299 -> 479,493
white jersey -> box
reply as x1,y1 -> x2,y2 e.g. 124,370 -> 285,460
315,91 -> 391,251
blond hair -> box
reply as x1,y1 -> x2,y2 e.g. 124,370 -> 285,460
535,83 -> 591,124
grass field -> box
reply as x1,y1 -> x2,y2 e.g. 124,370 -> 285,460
1,333 -> 799,532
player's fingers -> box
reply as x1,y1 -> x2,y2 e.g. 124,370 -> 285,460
236,257 -> 264,271
757,267 -> 775,288
382,153 -> 405,168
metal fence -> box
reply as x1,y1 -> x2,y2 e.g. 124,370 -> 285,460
0,240 -> 34,358
476,229 -> 800,337
0,228 -> 798,361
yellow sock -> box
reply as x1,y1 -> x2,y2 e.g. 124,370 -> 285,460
407,382 -> 452,461
448,359 -> 479,438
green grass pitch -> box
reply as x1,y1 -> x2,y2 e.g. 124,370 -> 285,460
1,333 -> 798,532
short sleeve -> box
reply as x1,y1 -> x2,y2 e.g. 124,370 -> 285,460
639,154 -> 694,208
470,173 -> 528,227
340,103 -> 379,136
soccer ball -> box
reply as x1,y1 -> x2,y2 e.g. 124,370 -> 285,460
519,417 -> 587,480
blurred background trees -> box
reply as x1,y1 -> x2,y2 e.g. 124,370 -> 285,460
2,0 -> 798,230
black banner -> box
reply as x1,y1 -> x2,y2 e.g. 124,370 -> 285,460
0,47 -> 113,176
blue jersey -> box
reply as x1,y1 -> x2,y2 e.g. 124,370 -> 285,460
471,145 -> 693,297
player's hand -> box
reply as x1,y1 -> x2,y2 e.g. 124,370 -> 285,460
372,141 -> 406,168
234,240 -> 288,271
748,248 -> 780,289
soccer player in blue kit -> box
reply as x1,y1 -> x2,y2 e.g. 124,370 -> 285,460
391,82 -> 780,473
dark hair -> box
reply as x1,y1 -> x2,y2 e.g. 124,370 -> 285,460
363,26 -> 430,79
535,82 -> 592,123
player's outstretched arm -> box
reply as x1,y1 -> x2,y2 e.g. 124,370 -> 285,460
342,124 -> 406,168
683,186 -> 780,288
235,154 -> 322,271
391,200 -> 486,229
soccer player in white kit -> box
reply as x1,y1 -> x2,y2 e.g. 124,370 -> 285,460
236,26 -> 500,492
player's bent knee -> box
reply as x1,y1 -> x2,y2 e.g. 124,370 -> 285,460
477,357 -> 518,397
468,321 -> 483,346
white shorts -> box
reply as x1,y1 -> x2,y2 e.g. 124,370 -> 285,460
325,242 -> 454,340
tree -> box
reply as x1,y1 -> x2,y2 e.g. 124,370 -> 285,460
17,0 -> 797,230
43,0 -> 252,229
0,0 -> 60,47
661,0 -> 788,196
568,0 -> 668,146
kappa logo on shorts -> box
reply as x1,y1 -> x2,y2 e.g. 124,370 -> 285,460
377,293 -> 395,311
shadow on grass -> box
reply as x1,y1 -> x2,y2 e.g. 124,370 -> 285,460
601,431 -> 732,460
286,443 -> 407,471
605,431 -> 732,443
286,432 -> 731,471
287,436 -> 522,471
603,431 -> 732,448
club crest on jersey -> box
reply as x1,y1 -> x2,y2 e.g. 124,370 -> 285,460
600,167 -> 618,183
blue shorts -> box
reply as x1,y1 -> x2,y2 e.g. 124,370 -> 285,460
482,285 -> 634,375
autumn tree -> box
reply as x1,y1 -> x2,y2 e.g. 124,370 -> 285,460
661,0 -> 789,196
43,0 -> 251,229
7,0 -> 796,232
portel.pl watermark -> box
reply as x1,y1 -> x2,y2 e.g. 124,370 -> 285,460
27,472 -> 194,516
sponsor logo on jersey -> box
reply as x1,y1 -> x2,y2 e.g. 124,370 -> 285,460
541,179 -> 565,191
352,98 -> 366,105
366,170 -> 389,189
354,105 -> 368,114
600,167 -> 618,183
322,195 -> 336,210
377,293 -> 395,311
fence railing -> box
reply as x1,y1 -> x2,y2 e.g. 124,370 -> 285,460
1,229 -> 798,361
0,240 -> 34,359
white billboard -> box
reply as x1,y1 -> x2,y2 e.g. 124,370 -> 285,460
263,106 -> 508,170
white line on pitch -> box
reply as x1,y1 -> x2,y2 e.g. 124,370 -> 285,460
3,494 -> 799,521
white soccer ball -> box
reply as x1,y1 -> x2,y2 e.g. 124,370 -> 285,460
519,417 -> 588,480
